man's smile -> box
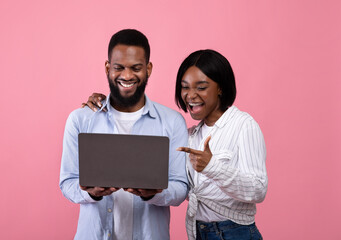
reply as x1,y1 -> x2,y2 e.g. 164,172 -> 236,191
117,80 -> 138,89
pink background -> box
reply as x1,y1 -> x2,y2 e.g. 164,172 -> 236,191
1,0 -> 340,239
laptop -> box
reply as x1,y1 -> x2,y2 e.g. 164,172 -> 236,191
78,133 -> 169,189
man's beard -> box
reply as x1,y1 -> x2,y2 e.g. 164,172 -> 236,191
107,74 -> 148,108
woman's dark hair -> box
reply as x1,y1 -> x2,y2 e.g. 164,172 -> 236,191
108,29 -> 150,63
175,49 -> 236,112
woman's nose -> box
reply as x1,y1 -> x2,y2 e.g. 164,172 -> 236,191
187,88 -> 197,101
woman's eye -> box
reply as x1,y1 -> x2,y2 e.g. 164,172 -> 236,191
197,87 -> 207,91
181,86 -> 189,90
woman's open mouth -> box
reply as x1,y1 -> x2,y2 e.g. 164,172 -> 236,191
188,102 -> 204,114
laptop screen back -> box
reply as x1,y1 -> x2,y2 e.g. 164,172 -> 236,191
78,133 -> 169,189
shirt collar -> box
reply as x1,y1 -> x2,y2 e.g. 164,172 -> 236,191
190,121 -> 204,136
142,96 -> 157,118
189,105 -> 238,136
101,94 -> 156,119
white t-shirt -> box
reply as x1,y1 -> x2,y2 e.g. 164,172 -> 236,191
111,106 -> 144,240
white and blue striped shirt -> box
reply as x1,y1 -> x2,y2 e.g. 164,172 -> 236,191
185,106 -> 268,240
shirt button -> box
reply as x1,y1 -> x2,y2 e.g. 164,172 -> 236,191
108,208 -> 112,213
200,224 -> 205,229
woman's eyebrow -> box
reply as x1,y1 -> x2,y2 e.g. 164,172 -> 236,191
196,81 -> 209,85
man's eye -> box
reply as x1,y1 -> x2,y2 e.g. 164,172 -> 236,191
113,66 -> 123,71
132,68 -> 142,72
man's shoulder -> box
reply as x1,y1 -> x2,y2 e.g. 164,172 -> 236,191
150,101 -> 184,119
149,99 -> 179,114
66,107 -> 100,128
68,106 -> 96,119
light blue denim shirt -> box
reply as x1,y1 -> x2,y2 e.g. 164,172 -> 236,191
60,95 -> 189,240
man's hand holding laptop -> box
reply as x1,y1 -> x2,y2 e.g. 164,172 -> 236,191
79,185 -> 163,200
80,186 -> 120,199
125,188 -> 163,200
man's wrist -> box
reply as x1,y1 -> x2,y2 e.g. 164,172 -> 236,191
89,193 -> 103,201
140,195 -> 155,201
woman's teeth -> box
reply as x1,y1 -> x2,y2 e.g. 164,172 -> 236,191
188,102 -> 204,112
188,102 -> 203,107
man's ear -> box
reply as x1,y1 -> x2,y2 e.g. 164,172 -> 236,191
147,62 -> 153,78
105,61 -> 110,75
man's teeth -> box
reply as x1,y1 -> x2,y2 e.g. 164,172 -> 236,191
120,82 -> 135,88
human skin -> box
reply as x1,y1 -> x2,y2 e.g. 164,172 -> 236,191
81,44 -> 161,199
84,66 -> 224,172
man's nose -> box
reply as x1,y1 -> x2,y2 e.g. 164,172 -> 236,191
120,68 -> 133,80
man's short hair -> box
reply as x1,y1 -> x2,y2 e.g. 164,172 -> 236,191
108,29 -> 150,63
175,49 -> 237,112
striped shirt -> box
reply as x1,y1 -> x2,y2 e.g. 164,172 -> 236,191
185,106 -> 268,240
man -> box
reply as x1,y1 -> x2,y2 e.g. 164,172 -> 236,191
60,29 -> 189,240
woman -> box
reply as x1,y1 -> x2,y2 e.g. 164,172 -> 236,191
84,49 -> 267,240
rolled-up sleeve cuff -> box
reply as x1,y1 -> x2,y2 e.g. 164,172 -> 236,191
81,189 -> 101,202
201,155 -> 220,178
142,191 -> 165,205
202,150 -> 233,178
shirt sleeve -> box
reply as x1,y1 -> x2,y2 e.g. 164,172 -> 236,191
201,120 -> 268,203
59,111 -> 98,204
146,114 -> 189,206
